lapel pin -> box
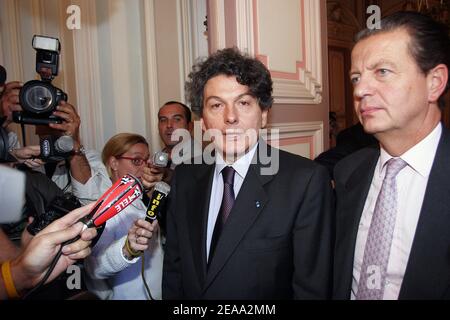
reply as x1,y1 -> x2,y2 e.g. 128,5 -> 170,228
255,201 -> 261,208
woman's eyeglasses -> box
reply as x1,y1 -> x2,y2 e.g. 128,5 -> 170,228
117,156 -> 149,167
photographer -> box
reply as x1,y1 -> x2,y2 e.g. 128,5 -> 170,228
1,54 -> 110,201
0,81 -> 23,128
2,99 -> 108,198
0,203 -> 97,300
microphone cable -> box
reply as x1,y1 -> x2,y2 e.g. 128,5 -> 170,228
141,253 -> 154,300
138,224 -> 163,300
23,174 -> 143,299
22,237 -> 76,299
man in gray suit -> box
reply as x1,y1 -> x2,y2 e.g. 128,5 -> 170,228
334,12 -> 450,299
162,47 -> 334,299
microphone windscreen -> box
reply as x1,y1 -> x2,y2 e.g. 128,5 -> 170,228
154,181 -> 170,196
145,181 -> 170,222
152,150 -> 169,168
0,65 -> 6,85
83,174 -> 143,228
54,135 -> 74,153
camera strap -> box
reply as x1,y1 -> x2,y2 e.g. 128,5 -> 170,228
44,162 -> 57,179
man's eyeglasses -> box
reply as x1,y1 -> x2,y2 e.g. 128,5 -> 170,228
117,156 -> 149,167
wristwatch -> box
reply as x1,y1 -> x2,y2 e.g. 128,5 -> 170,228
73,144 -> 86,156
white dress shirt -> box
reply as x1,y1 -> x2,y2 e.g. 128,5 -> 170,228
206,142 -> 258,260
352,123 -> 442,300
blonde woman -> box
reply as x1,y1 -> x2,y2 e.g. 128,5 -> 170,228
79,133 -> 164,300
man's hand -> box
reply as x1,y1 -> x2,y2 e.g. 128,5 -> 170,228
0,81 -> 22,126
10,145 -> 44,168
20,217 -> 34,249
48,101 -> 81,144
11,203 -> 97,291
48,101 -> 92,184
142,165 -> 164,191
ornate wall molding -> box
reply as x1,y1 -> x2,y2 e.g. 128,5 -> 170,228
142,0 -> 161,151
266,121 -> 324,159
235,0 -> 255,55
177,0 -> 193,103
207,0 -> 226,53
254,0 -> 323,104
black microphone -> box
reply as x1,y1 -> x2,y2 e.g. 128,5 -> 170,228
145,181 -> 170,223
0,65 -> 6,86
40,135 -> 74,162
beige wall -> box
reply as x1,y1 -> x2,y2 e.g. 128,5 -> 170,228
208,0 -> 330,158
154,0 -> 183,105
268,0 -> 330,150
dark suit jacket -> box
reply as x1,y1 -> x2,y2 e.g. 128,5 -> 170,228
333,127 -> 450,300
162,143 -> 334,299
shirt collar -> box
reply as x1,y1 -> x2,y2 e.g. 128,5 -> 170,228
378,123 -> 442,178
214,142 -> 259,180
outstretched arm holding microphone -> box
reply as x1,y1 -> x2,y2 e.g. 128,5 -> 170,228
1,172 -> 144,300
0,204 -> 97,300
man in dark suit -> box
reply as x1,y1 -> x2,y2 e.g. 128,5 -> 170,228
315,122 -> 378,179
333,12 -> 450,300
162,48 -> 334,299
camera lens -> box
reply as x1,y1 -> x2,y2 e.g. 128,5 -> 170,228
25,86 -> 53,111
19,80 -> 57,114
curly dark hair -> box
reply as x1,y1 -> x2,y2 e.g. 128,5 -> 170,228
186,47 -> 273,116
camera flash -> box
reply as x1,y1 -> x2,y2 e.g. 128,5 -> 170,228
32,35 -> 60,52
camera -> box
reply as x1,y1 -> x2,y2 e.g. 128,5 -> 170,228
27,193 -> 82,236
13,35 -> 67,125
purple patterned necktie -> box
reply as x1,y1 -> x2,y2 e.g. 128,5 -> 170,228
209,166 -> 236,262
356,158 -> 407,300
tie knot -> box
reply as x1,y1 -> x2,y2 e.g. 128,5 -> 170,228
385,158 -> 407,179
222,166 -> 235,185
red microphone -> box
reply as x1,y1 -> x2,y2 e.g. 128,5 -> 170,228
80,174 -> 144,229
21,174 -> 144,300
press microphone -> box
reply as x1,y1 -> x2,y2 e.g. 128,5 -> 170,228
40,135 -> 74,161
145,181 -> 170,222
152,150 -> 170,168
22,174 -> 143,300
81,174 -> 144,229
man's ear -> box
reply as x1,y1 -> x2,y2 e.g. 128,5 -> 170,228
261,109 -> 269,129
428,64 -> 449,104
